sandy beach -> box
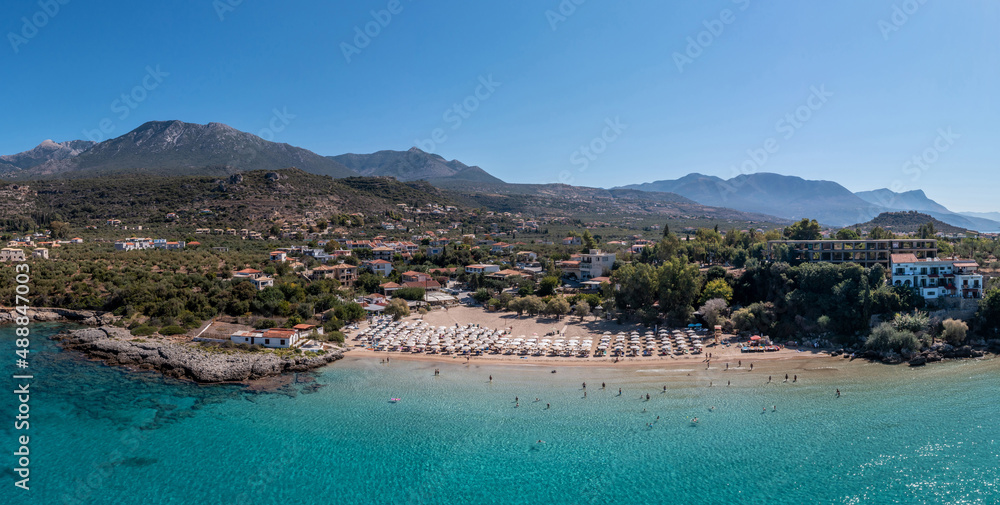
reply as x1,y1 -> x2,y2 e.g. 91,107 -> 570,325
344,305 -> 843,373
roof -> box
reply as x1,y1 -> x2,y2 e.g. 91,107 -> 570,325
368,259 -> 392,265
292,324 -> 316,330
403,280 -> 441,289
380,282 -> 402,289
890,253 -> 919,264
952,260 -> 979,267
235,268 -> 262,274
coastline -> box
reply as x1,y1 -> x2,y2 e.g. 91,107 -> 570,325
0,306 -> 117,325
51,325 -> 344,384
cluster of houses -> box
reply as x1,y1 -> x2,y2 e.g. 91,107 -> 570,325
114,238 -> 186,251
194,228 -> 265,240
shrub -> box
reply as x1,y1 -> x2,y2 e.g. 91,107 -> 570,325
865,322 -> 921,353
130,325 -> 156,336
159,325 -> 188,336
254,319 -> 277,329
325,330 -> 346,343
941,318 -> 968,345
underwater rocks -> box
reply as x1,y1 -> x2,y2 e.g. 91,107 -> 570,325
52,326 -> 342,384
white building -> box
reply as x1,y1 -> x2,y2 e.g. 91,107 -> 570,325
578,249 -> 616,280
1,248 -> 26,262
890,254 -> 984,300
465,264 -> 501,275
230,328 -> 300,348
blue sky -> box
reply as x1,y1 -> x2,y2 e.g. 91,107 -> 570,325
3,0 -> 999,211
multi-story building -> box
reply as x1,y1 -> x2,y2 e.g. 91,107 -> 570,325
890,254 -> 984,300
767,239 -> 937,269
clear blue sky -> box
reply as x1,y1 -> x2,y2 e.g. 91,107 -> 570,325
3,0 -> 998,211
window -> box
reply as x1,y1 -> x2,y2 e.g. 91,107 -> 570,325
265,339 -> 270,345
280,340 -> 285,345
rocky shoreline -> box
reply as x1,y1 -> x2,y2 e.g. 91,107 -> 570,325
51,326 -> 343,384
0,307 -> 117,326
832,340 -> 1000,366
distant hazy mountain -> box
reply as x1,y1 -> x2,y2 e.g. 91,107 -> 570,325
329,148 -> 504,183
0,139 -> 95,176
855,188 -> 1000,232
960,211 -> 1000,223
618,172 -> 875,226
620,173 -> 1000,230
855,189 -> 951,214
3,121 -> 355,179
849,211 -> 970,235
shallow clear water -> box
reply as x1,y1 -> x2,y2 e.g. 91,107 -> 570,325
3,324 -> 999,504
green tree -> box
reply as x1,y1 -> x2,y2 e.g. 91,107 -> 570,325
975,289 -> 1000,338
385,298 -> 410,321
699,278 -> 733,304
546,297 -> 571,319
868,226 -> 895,240
917,222 -> 937,239
573,300 -> 591,321
835,228 -> 860,240
472,288 -> 492,304
783,219 -> 822,240
537,276 -> 560,297
656,257 -> 703,324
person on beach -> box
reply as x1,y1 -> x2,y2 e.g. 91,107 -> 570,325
749,363 -> 753,371
836,389 -> 840,397
619,388 -> 622,396
515,396 -> 519,403
794,375 -> 797,383
726,363 -> 729,370
602,382 -> 606,389
727,380 -> 730,386
773,405 -> 776,412
709,381 -> 712,387
768,375 -> 771,383
489,375 -> 492,382
738,360 -> 742,367
784,374 -> 788,382
546,403 -> 550,409
582,382 -> 586,389
663,385 -> 666,392
646,393 -> 650,401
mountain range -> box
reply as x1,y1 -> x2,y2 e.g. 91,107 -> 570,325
617,174 -> 1000,231
2,120 -> 995,232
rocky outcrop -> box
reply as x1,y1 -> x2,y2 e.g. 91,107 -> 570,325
0,307 -> 116,325
52,326 -> 343,384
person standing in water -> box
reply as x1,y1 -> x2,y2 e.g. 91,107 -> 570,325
836,389 -> 841,397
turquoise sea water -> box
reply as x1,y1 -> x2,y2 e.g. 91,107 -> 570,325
2,324 -> 999,504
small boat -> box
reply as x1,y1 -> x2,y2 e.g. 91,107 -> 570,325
389,398 -> 401,403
